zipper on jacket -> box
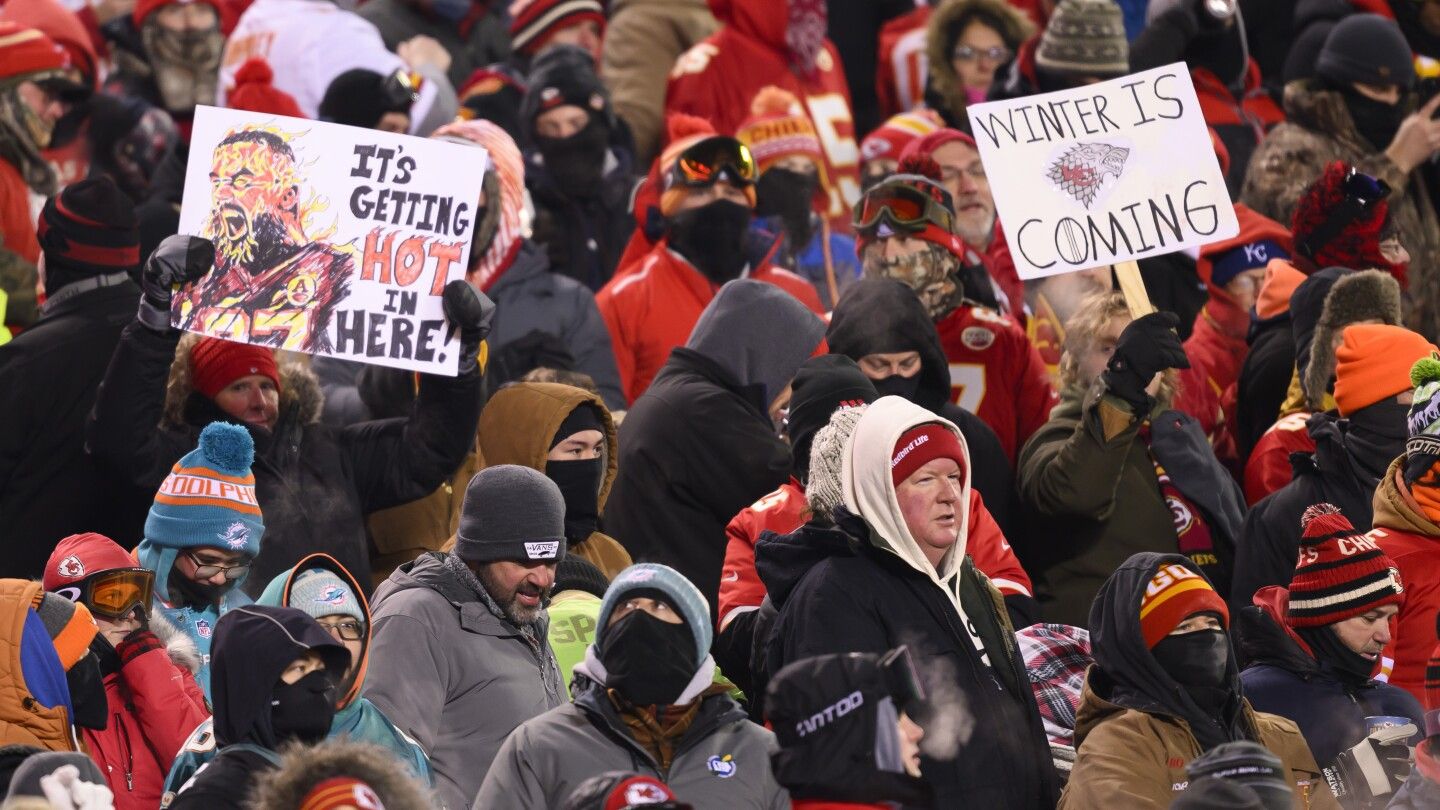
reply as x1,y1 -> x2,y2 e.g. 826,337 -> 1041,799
115,712 -> 133,791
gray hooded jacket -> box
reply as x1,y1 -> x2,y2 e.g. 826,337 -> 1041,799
364,552 -> 564,809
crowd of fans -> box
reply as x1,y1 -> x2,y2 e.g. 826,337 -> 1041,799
6,0 -> 1440,807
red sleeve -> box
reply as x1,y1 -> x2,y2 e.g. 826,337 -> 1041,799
759,266 -> 825,314
965,489 -> 1032,597
0,162 -> 39,265
595,283 -> 639,405
719,484 -> 809,629
1243,415 -> 1311,505
120,648 -> 212,765
983,228 -> 1026,323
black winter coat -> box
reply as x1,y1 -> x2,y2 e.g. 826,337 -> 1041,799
1233,412 -> 1396,607
164,747 -> 277,810
86,321 -> 482,595
0,280 -> 146,575
605,348 -> 790,615
1236,312 -> 1295,463
758,513 -> 1060,810
525,147 -> 636,293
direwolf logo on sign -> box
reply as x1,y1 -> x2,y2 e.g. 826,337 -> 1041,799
1047,142 -> 1130,209
707,754 -> 737,778
525,541 -> 560,559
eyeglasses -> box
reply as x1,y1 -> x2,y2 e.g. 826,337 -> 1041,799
853,182 -> 954,234
670,136 -> 757,189
317,619 -> 365,641
185,551 -> 250,581
952,45 -> 1012,63
55,569 -> 155,620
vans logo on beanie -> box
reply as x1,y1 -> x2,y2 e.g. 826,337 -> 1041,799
524,541 -> 560,559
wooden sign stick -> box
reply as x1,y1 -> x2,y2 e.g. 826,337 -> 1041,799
1113,259 -> 1155,320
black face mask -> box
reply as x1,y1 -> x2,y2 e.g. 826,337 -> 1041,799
872,373 -> 921,402
1347,398 -> 1412,479
667,199 -> 752,285
545,458 -> 603,544
599,611 -> 696,707
167,565 -> 231,608
1339,87 -> 1406,151
535,119 -> 609,198
67,651 -> 108,731
270,669 -> 337,745
755,168 -> 819,246
1152,628 -> 1230,690
1297,625 -> 1378,684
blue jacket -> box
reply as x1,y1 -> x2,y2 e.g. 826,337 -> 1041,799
1237,590 -> 1423,768
749,217 -> 859,311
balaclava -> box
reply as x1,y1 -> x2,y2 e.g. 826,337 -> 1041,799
545,404 -> 605,544
593,564 -> 712,707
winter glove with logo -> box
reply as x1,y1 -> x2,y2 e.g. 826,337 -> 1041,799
442,279 -> 495,375
1322,722 -> 1417,802
137,235 -> 214,333
1101,311 -> 1190,414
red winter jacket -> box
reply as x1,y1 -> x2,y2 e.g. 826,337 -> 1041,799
718,478 -> 1033,631
874,6 -> 930,120
1371,462 -> 1440,702
665,0 -> 861,230
935,304 -> 1056,463
1244,411 -> 1317,505
597,240 -> 823,404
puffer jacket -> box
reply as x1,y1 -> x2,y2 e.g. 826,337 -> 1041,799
1240,80 -> 1440,339
86,322 -> 483,597
0,579 -> 77,751
475,672 -> 787,809
1369,459 -> 1440,703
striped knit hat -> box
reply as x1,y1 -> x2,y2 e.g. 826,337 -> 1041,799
1286,503 -> 1404,628
1138,561 -> 1229,649
735,87 -> 824,175
143,422 -> 263,556
36,177 -> 139,296
30,592 -> 96,671
508,0 -> 604,56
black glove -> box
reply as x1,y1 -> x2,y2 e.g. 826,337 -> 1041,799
442,279 -> 495,373
137,234 -> 214,332
1101,311 -> 1189,413
1322,723 -> 1417,802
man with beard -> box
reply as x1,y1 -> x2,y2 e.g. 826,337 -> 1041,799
175,128 -> 354,353
856,158 -> 1055,462
365,464 -> 567,810
597,122 -> 822,403
519,45 -> 635,292
736,86 -> 858,310
102,0 -> 225,137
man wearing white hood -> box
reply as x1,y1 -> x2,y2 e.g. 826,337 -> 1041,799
758,396 -> 1059,808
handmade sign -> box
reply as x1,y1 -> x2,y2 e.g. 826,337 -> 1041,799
176,105 -> 487,375
966,64 -> 1238,280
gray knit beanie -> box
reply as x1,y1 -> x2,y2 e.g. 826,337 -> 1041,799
455,465 -> 567,564
1036,0 -> 1129,78
805,404 -> 869,519
288,568 -> 365,624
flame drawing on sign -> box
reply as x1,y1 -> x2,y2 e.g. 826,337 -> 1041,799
1047,142 -> 1130,209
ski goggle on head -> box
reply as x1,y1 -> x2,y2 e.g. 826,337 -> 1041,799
54,569 -> 154,620
853,179 -> 954,236
670,136 -> 757,189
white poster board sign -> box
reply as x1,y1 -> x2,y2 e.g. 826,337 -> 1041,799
176,105 -> 488,375
965,63 -> 1238,280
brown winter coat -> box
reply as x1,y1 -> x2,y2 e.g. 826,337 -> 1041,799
1060,673 -> 1338,809
924,0 -> 1035,127
0,580 -> 74,752
370,383 -> 633,584
600,0 -> 719,166
1240,80 -> 1440,338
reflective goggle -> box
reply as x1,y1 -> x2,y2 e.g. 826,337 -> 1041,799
55,569 -> 154,620
853,182 -> 954,235
670,136 -> 757,189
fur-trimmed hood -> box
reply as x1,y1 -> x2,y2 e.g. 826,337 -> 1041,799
925,0 -> 1035,126
161,334 -> 324,430
1302,269 -> 1402,411
148,609 -> 202,676
246,738 -> 436,810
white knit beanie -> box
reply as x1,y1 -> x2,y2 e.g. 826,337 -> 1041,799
805,405 -> 868,519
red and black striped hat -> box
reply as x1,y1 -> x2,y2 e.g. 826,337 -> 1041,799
1286,503 -> 1404,628
36,177 -> 139,295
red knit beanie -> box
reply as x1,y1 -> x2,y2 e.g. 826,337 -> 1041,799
227,58 -> 304,119
1138,561 -> 1229,649
1291,161 -> 1392,276
890,423 -> 966,486
189,337 -> 281,400
1286,503 -> 1404,628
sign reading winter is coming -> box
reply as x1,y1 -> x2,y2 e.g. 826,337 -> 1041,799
965,63 -> 1239,280
176,105 -> 487,375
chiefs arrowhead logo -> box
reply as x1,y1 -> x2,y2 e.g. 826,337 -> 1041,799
57,555 -> 85,579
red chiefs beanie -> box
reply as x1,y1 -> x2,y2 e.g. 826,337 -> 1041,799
1138,562 -> 1229,649
189,337 -> 281,400
898,127 -> 977,163
227,58 -> 304,119
1287,503 -> 1404,628
44,533 -> 138,590
890,423 -> 966,486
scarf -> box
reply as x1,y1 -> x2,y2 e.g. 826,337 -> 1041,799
785,0 -> 827,79
608,684 -> 726,769
1140,426 -> 1219,574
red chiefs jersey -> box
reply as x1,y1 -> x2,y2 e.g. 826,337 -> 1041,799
1244,411 -> 1316,505
936,304 -> 1057,462
1373,522 -> 1440,701
875,7 -> 930,119
718,478 -> 1033,630
596,240 -> 824,404
665,0 -> 861,231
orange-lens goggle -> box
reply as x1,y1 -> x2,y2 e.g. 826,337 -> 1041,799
672,136 -> 757,188
853,183 -> 953,234
58,569 -> 154,620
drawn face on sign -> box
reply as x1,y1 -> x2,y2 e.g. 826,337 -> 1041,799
206,136 -> 300,269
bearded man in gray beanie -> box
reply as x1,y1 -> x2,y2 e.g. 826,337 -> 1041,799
364,464 -> 568,809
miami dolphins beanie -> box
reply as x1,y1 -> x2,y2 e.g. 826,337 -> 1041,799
289,569 -> 364,624
144,422 -> 264,556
